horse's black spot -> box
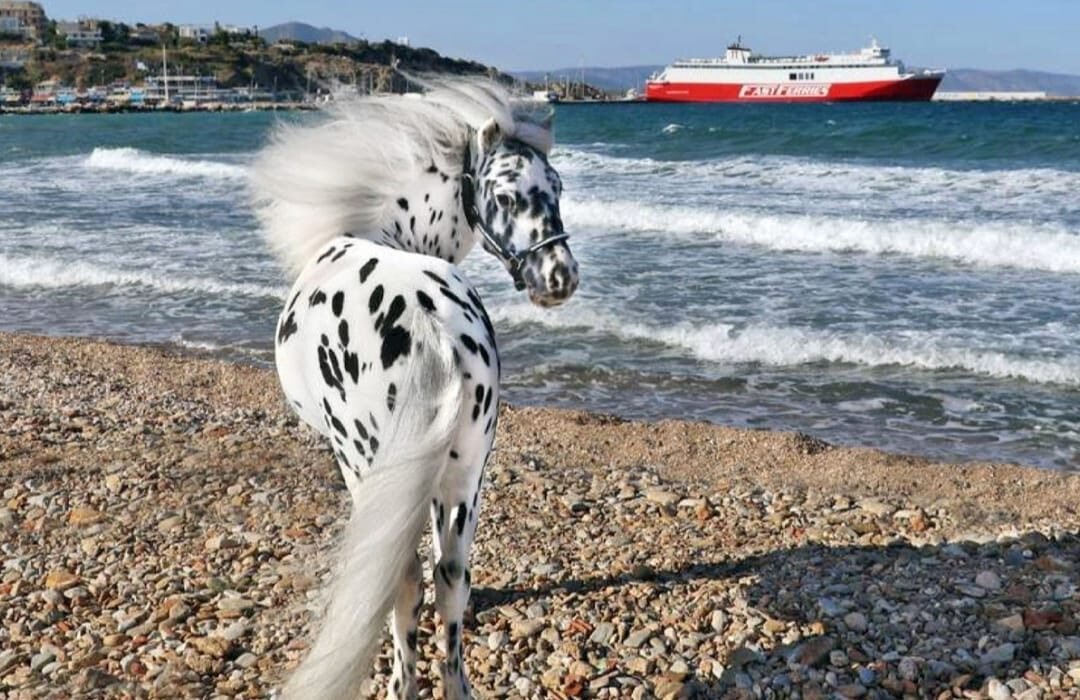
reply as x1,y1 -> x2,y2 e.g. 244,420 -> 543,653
387,383 -> 397,412
343,350 -> 359,382
359,258 -> 379,284
368,285 -> 384,314
460,334 -> 478,354
397,198 -> 409,211
353,419 -> 369,440
317,246 -> 336,263
331,291 -> 344,317
423,270 -> 448,287
477,344 -> 490,366
381,326 -> 411,369
277,311 -> 297,344
484,386 -> 493,414
454,504 -> 467,536
330,247 -> 348,262
287,289 -> 301,312
309,289 -> 327,306
338,320 -> 350,346
416,290 -> 435,313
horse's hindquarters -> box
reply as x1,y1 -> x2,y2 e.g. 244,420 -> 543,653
274,237 -> 501,483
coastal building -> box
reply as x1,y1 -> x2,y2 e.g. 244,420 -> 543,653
178,24 -> 211,43
0,46 -> 28,67
0,1 -> 46,40
57,19 -> 103,48
933,91 -> 1048,101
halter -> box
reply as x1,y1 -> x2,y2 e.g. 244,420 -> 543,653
461,140 -> 570,291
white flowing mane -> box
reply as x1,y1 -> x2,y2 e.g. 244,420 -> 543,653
250,77 -> 555,275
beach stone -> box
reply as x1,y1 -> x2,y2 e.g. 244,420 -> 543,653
510,618 -> 544,639
68,507 -> 104,526
589,622 -> 615,645
157,515 -> 183,532
995,614 -> 1026,633
844,611 -> 868,632
987,678 -> 1013,700
30,650 -> 56,673
976,570 -> 1003,591
792,637 -> 835,667
858,499 -> 894,517
981,643 -> 1016,665
45,569 -> 79,591
624,629 -> 653,649
486,630 -> 506,650
189,636 -> 232,658
217,596 -> 255,613
644,489 -> 680,507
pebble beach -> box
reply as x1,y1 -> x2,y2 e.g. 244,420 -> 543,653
1,332 -> 1079,699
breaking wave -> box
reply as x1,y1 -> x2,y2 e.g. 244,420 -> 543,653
0,253 -> 284,299
562,197 -> 1080,274
85,147 -> 247,180
490,302 -> 1080,387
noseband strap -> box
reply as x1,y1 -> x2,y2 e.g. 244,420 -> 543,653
461,140 -> 570,291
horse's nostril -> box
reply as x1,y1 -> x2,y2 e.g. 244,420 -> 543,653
550,267 -> 569,291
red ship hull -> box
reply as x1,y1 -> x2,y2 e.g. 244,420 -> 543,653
646,76 -> 942,103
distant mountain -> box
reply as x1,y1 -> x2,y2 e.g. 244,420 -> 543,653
518,65 -> 1080,97
940,69 -> 1080,96
259,22 -> 363,45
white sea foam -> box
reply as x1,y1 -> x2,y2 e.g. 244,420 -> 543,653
85,147 -> 247,180
552,148 -> 1080,216
0,253 -> 285,299
561,197 -> 1080,274
489,302 -> 1080,387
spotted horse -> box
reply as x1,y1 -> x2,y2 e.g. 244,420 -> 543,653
250,78 -> 579,700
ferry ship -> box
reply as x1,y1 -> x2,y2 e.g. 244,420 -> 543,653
646,38 -> 944,102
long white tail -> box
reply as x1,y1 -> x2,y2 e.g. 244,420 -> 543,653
283,314 -> 463,700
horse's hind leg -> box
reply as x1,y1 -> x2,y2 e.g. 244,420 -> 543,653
431,429 -> 492,700
389,552 -> 423,700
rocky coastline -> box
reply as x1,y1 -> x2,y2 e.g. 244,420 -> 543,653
1,333 -> 1078,698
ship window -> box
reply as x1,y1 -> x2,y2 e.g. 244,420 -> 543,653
789,72 -> 796,81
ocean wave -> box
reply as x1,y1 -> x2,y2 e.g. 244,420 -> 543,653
552,148 -> 1079,209
84,147 -> 247,180
490,302 -> 1080,386
0,253 -> 284,299
561,197 -> 1080,274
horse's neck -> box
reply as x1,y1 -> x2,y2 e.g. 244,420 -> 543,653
374,167 -> 476,263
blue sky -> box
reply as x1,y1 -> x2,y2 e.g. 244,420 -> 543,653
40,0 -> 1080,74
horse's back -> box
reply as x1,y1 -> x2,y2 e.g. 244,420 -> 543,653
274,237 -> 500,478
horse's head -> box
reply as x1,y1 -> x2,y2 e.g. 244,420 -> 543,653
464,118 -> 579,307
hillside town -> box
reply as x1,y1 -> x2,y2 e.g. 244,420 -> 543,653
0,1 -> 498,112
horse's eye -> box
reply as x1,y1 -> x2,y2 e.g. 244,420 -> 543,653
495,193 -> 513,210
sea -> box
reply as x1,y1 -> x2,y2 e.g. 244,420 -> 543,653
1,102 -> 1078,470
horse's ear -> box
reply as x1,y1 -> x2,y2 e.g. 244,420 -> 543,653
477,118 -> 503,153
